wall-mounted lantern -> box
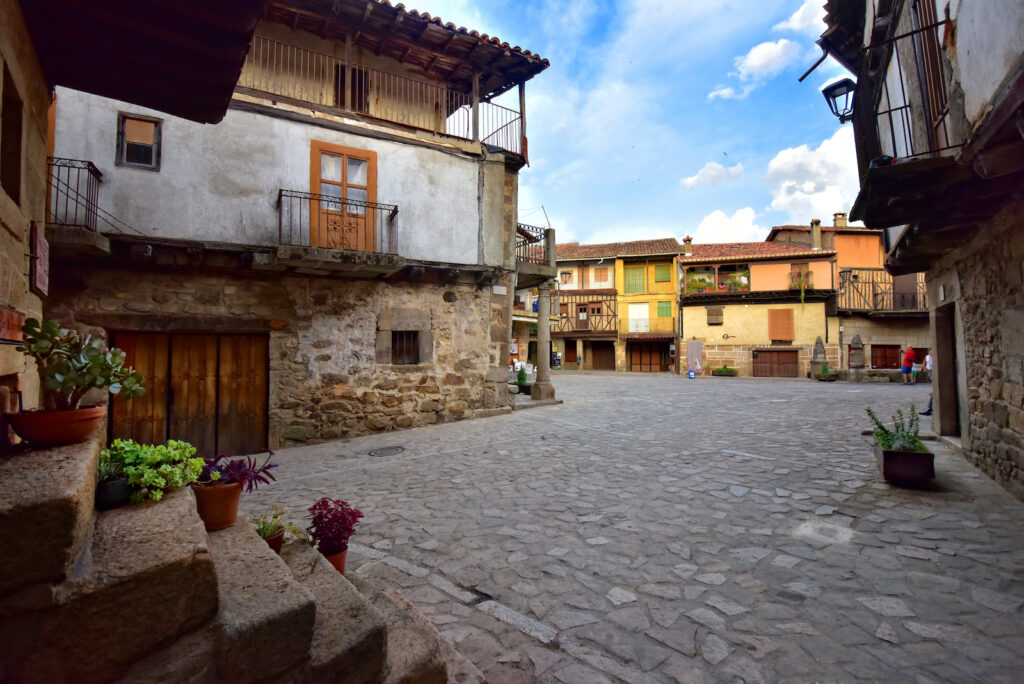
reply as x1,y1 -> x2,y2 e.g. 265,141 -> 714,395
822,78 -> 856,123
559,270 -> 572,284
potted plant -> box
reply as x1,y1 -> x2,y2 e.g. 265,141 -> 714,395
711,364 -> 738,377
815,362 -> 838,381
306,497 -> 364,574
95,451 -> 130,511
102,438 -> 204,503
251,506 -> 288,554
193,453 -> 278,531
10,319 -> 145,447
866,405 -> 934,486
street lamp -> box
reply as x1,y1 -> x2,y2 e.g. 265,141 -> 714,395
822,78 -> 856,123
559,270 -> 571,284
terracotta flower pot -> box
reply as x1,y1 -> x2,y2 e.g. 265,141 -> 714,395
7,405 -> 107,448
192,482 -> 243,531
95,478 -> 130,511
325,550 -> 348,574
264,531 -> 285,554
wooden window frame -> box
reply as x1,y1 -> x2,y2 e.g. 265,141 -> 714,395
654,264 -> 671,283
116,112 -> 162,171
657,301 -> 672,318
624,266 -> 644,294
309,140 -> 377,249
593,266 -> 608,282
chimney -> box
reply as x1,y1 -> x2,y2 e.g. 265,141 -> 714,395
810,219 -> 822,251
833,212 -> 848,228
683,235 -> 693,256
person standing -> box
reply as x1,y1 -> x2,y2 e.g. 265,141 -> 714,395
901,346 -> 916,384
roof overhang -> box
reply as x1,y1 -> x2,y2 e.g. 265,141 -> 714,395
679,251 -> 837,266
820,0 -> 867,74
22,0 -> 266,123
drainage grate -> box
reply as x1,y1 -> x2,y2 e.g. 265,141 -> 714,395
369,445 -> 405,458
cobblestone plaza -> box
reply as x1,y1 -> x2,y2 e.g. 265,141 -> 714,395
244,373 -> 1024,683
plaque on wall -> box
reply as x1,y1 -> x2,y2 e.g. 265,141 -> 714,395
30,223 -> 49,297
0,306 -> 25,343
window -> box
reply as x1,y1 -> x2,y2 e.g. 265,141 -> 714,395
790,263 -> 813,289
309,140 -> 377,250
658,301 -> 672,318
706,306 -> 724,326
1,64 -> 23,203
624,267 -> 644,294
117,114 -> 161,170
590,302 -> 603,316
768,308 -> 795,343
559,303 -> 568,316
391,331 -> 419,365
593,267 -> 608,282
655,264 -> 671,283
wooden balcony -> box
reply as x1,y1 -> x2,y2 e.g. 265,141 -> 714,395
554,314 -> 618,336
838,268 -> 928,314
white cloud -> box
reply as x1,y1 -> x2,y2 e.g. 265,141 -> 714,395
708,39 -> 802,99
681,161 -> 744,188
765,127 -> 861,224
692,208 -> 766,243
773,0 -> 826,36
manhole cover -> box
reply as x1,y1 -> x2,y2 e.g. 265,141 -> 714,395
369,446 -> 405,458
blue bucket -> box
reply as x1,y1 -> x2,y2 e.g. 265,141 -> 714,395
688,370 -> 696,379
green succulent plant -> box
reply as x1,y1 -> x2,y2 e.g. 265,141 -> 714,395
866,405 -> 927,453
251,507 -> 286,539
101,439 -> 203,503
97,454 -> 125,483
16,318 -> 145,410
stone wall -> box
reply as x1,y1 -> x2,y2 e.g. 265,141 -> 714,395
928,199 -> 1024,500
46,267 -> 510,448
700,343 -> 839,377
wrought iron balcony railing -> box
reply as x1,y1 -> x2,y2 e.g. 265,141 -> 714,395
239,35 -> 523,154
838,268 -> 927,312
277,190 -> 398,254
516,223 -> 550,265
46,158 -> 102,231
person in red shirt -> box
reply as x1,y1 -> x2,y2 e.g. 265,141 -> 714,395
901,347 -> 916,384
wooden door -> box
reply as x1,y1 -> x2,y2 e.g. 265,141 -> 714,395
111,332 -> 268,457
591,342 -> 615,370
752,350 -> 799,377
310,141 -> 376,251
564,343 -> 577,364
629,342 -> 668,372
577,304 -> 589,330
871,344 -> 901,369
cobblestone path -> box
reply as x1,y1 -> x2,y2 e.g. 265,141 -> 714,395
244,373 -> 1024,683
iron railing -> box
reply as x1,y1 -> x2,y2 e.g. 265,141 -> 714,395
516,223 -> 549,265
621,317 -> 676,335
277,189 -> 398,254
838,268 -> 928,312
46,158 -> 102,231
239,35 -> 523,154
865,16 -> 961,161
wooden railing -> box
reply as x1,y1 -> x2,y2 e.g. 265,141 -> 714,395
838,268 -> 927,312
239,34 -> 523,154
555,314 -> 618,334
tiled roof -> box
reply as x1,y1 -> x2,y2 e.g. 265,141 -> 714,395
679,241 -> 836,263
557,238 -> 680,260
765,224 -> 880,241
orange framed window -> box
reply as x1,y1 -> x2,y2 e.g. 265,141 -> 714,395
309,140 -> 377,250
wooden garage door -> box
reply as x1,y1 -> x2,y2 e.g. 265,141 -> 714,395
629,342 -> 669,372
591,341 -> 615,370
111,332 -> 268,457
752,350 -> 799,377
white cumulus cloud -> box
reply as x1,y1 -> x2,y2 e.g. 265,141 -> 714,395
773,0 -> 827,36
682,161 -> 744,188
765,127 -> 861,224
708,39 -> 802,100
692,207 -> 766,244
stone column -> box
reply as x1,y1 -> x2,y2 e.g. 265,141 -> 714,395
531,280 -> 556,400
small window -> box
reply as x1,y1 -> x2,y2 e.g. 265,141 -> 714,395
655,264 -> 671,282
391,331 -> 419,365
624,267 -> 644,294
658,301 -> 672,318
590,302 -> 603,316
706,306 -> 724,326
117,114 -> 161,170
593,267 -> 608,281
1,64 -> 24,204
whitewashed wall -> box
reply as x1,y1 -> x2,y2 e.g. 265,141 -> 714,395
53,87 -> 506,267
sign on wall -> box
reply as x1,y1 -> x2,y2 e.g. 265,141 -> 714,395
0,306 -> 25,343
30,223 -> 49,297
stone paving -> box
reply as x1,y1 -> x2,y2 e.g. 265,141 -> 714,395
243,372 -> 1024,683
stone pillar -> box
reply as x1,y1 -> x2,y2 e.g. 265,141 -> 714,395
531,280 -> 556,400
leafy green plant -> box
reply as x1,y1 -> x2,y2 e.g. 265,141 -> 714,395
686,276 -> 714,293
866,405 -> 927,452
97,453 -> 125,483
516,366 -> 528,386
102,439 -> 204,502
16,318 -> 145,410
251,506 -> 286,539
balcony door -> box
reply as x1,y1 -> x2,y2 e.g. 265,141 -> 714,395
309,140 -> 377,251
628,302 -> 649,333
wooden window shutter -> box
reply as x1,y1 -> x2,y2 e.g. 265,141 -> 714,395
768,309 -> 794,341
624,267 -> 644,293
655,264 -> 671,282
594,267 -> 608,281
706,306 -> 724,326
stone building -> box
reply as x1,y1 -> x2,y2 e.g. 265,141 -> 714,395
45,0 -> 552,454
818,0 -> 1024,497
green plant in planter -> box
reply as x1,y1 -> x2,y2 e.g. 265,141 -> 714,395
251,507 -> 286,538
102,439 -> 204,502
516,365 -> 529,386
17,318 -> 145,410
865,405 -> 927,452
97,453 -> 125,483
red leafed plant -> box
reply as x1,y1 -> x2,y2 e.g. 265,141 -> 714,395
306,497 -> 364,556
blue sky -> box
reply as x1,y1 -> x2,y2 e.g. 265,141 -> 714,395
422,0 -> 858,244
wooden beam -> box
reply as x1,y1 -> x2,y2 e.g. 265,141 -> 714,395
471,69 -> 480,141
972,139 -> 1024,178
399,46 -> 413,63
363,1 -> 374,21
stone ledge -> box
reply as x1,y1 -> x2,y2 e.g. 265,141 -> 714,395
0,430 -> 102,599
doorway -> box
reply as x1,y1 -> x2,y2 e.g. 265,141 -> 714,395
934,303 -> 961,436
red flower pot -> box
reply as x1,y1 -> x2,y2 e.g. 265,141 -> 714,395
264,531 -> 285,554
325,550 -> 348,574
192,482 -> 242,531
7,406 -> 107,447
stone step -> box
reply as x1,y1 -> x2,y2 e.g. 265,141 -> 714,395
207,518 -> 316,684
0,432 -> 102,602
0,487 -> 218,683
279,541 -> 387,683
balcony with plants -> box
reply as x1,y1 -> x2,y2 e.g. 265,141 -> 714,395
683,265 -> 750,296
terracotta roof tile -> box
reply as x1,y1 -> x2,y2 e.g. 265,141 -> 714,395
679,241 -> 835,263
557,238 -> 680,260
